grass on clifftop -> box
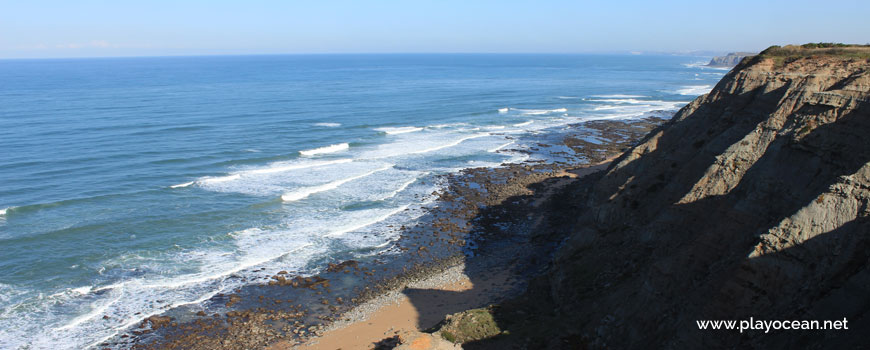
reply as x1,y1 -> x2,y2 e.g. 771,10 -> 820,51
754,43 -> 870,66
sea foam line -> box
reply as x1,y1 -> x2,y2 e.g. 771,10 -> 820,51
200,174 -> 241,184
408,133 -> 490,155
168,174 -> 240,188
384,173 -> 428,200
327,205 -> 410,237
375,126 -> 423,135
281,164 -> 394,202
300,143 -> 349,156
54,292 -> 124,332
488,141 -> 515,153
244,159 -> 353,175
314,122 -> 341,127
170,159 -> 354,188
590,94 -> 648,98
511,107 -> 567,115
674,85 -> 713,96
62,242 -> 315,349
170,181 -> 195,189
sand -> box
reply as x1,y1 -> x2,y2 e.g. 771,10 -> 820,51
264,263 -> 516,350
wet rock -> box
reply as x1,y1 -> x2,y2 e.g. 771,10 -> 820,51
141,315 -> 173,330
326,260 -> 359,273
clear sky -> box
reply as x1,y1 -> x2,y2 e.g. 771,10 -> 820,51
2,0 -> 868,59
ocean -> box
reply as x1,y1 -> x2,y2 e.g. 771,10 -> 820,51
0,54 -> 726,349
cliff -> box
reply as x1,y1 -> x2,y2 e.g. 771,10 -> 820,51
439,47 -> 870,349
706,52 -> 755,67
544,47 -> 870,348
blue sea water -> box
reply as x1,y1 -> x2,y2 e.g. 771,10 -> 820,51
0,54 -> 726,349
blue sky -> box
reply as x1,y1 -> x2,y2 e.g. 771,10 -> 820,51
1,0 -> 868,58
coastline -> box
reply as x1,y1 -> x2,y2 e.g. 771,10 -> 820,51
118,116 -> 669,350
285,161 -> 614,350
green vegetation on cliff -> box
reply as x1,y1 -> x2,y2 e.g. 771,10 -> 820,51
751,43 -> 870,66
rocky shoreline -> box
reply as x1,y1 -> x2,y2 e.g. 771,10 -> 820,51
109,116 -> 668,350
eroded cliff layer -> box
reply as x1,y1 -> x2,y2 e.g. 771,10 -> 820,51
550,49 -> 870,348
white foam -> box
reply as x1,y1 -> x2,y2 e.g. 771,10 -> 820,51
245,159 -> 352,175
488,141 -> 515,153
299,143 -> 349,156
35,237 -> 320,350
683,62 -> 730,71
199,174 -> 241,184
375,126 -> 423,135
682,61 -> 708,69
327,205 -> 409,237
580,95 -> 690,121
497,107 -> 509,114
556,96 -> 580,99
428,122 -> 467,129
314,122 -> 341,127
511,107 -> 567,115
70,286 -> 91,295
588,98 -> 646,104
170,181 -> 194,188
674,85 -> 713,96
408,133 -> 490,155
0,208 -> 6,216
281,164 -> 394,202
590,94 -> 648,98
513,120 -> 533,127
55,293 -> 123,331
173,159 -> 356,191
384,175 -> 423,200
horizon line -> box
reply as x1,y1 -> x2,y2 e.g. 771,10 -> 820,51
0,50 -> 733,61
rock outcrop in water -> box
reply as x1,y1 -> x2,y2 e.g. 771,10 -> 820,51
706,52 -> 755,67
545,46 -> 870,348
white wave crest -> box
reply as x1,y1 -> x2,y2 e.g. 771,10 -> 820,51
384,174 -> 425,200
408,133 -> 490,155
497,107 -> 509,114
171,159 -> 354,189
674,85 -> 713,96
375,126 -> 423,135
245,159 -> 352,175
511,107 -> 567,115
314,122 -> 341,127
488,141 -> 515,153
199,174 -> 241,184
590,94 -> 648,98
281,164 -> 393,202
299,143 -> 349,156
169,181 -> 194,189
327,205 -> 409,237
513,120 -> 533,127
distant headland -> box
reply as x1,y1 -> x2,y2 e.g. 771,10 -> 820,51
705,52 -> 756,67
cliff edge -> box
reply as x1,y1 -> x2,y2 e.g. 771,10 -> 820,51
546,46 -> 870,348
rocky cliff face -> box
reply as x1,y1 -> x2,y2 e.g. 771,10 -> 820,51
706,52 -> 755,67
549,53 -> 870,348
